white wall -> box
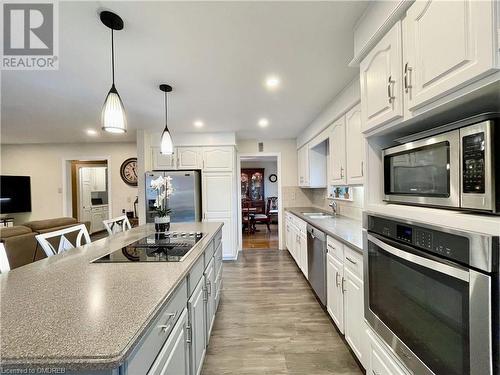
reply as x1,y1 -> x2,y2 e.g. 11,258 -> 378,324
241,160 -> 278,198
237,139 -> 297,187
0,142 -> 138,223
297,78 -> 360,148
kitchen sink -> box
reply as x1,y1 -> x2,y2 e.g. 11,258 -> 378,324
301,212 -> 333,219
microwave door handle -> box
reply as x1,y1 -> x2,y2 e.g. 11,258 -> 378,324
367,234 -> 469,282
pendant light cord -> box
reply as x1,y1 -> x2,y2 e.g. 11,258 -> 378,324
111,29 -> 115,85
164,91 -> 169,131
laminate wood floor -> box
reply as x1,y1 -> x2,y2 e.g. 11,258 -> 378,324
242,224 -> 279,249
202,249 -> 363,375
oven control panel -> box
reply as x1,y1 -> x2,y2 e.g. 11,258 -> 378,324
368,216 -> 470,265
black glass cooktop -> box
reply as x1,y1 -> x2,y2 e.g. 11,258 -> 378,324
92,232 -> 204,263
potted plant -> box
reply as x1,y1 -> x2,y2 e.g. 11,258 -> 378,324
150,175 -> 173,232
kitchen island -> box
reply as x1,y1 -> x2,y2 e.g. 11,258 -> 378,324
0,222 -> 224,375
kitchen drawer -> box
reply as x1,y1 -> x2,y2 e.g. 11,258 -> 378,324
126,278 -> 188,375
188,255 -> 204,297
344,246 -> 363,280
214,242 -> 222,275
369,329 -> 410,375
327,236 -> 344,261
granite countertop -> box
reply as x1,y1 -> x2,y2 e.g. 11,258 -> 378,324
0,222 -> 223,370
286,207 -> 363,252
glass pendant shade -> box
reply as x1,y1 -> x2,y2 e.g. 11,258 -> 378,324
102,84 -> 127,133
160,126 -> 174,155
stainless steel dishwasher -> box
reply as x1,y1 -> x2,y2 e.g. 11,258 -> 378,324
307,225 -> 327,306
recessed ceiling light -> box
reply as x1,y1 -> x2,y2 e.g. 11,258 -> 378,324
194,120 -> 204,128
86,129 -> 98,136
265,75 -> 280,90
258,118 -> 269,128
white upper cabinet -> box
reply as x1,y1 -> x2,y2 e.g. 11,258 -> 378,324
330,117 -> 347,185
297,145 -> 309,187
177,147 -> 202,169
202,147 -> 233,172
360,21 -> 403,132
152,147 -> 177,170
403,0 -> 497,111
345,104 -> 364,185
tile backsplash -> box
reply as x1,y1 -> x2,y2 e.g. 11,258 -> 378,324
302,186 -> 364,221
281,185 -> 364,221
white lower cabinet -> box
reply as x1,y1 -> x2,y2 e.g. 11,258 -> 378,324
285,213 -> 308,278
326,252 -> 344,333
326,237 -> 369,369
343,267 -> 365,366
188,278 -> 206,375
367,328 -> 410,375
204,258 -> 216,341
148,308 -> 189,375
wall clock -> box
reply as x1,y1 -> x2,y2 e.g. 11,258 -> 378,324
269,174 -> 277,183
120,157 -> 138,186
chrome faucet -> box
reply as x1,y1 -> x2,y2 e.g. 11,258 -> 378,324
329,200 -> 338,216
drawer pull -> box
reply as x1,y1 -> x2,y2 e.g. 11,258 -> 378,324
345,256 -> 357,265
207,281 -> 212,296
158,312 -> 176,332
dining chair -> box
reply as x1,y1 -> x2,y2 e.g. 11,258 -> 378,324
35,224 -> 91,257
0,243 -> 10,273
103,215 -> 132,236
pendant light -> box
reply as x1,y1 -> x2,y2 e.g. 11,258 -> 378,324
159,84 -> 174,155
100,11 -> 127,134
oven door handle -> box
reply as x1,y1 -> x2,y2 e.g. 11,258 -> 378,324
367,234 -> 470,282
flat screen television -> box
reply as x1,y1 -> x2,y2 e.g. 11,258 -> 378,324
0,176 -> 32,213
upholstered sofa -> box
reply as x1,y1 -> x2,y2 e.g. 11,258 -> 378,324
0,217 -> 91,270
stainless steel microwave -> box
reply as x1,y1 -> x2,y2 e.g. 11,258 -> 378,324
383,119 -> 498,214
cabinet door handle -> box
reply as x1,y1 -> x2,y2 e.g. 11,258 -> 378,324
207,281 -> 212,296
346,256 -> 357,265
335,271 -> 340,287
341,277 -> 346,294
404,62 -> 413,93
361,161 -> 364,177
340,167 -> 344,178
387,75 -> 396,103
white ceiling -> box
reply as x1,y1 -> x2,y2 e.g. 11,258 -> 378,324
1,1 -> 368,144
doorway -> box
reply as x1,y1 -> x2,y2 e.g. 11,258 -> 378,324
70,160 -> 110,235
237,153 -> 282,250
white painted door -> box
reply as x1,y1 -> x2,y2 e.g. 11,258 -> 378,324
147,308 -> 189,375
403,0 -> 496,111
204,259 -> 216,341
360,21 -> 403,131
326,253 -> 344,333
177,147 -> 201,170
297,146 -> 309,187
79,168 -> 92,225
188,278 -> 206,375
203,173 -> 232,214
345,104 -> 364,185
202,147 -> 233,172
92,167 -> 107,191
152,147 -> 177,170
344,267 -> 366,367
330,117 -> 346,185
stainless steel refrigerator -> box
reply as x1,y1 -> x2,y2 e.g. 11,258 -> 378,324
145,170 -> 202,223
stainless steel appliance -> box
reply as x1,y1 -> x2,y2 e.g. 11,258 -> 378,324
383,117 -> 498,213
363,213 -> 499,375
307,225 -> 327,306
93,231 -> 204,263
145,170 -> 202,223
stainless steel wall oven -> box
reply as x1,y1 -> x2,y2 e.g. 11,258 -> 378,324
363,213 -> 499,375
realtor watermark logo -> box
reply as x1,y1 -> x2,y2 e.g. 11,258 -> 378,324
1,1 -> 59,70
